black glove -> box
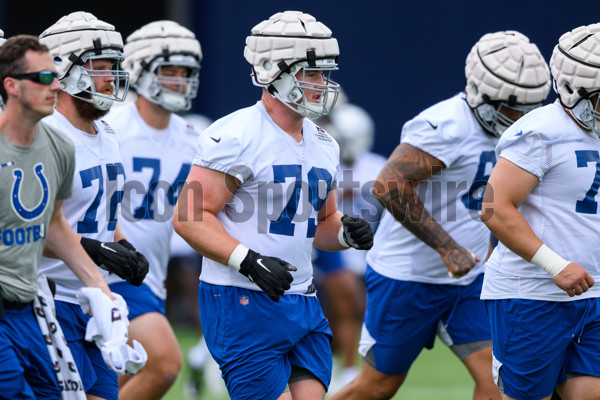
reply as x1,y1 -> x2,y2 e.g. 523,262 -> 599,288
238,249 -> 297,302
341,214 -> 374,250
117,239 -> 149,287
80,237 -> 147,286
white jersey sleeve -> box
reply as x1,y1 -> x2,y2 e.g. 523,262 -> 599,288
482,101 -> 600,301
494,125 -> 547,178
39,111 -> 125,303
401,109 -> 464,167
194,102 -> 340,295
194,125 -> 251,183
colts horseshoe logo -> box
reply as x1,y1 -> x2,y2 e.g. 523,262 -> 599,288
11,163 -> 50,221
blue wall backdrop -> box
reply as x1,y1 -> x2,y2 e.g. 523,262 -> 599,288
189,1 -> 600,157
2,1 -> 600,157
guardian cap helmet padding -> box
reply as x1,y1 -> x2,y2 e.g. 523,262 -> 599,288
465,31 -> 550,136
550,23 -> 600,136
124,20 -> 202,112
39,11 -> 129,110
244,11 -> 340,119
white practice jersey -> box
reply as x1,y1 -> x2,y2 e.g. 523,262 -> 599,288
482,101 -> 600,301
366,93 -> 497,284
40,111 -> 125,303
104,102 -> 200,299
194,101 -> 340,294
337,151 -> 387,275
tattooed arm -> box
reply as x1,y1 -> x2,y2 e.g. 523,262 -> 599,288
374,143 -> 479,277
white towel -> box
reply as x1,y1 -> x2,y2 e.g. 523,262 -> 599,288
34,276 -> 86,400
77,287 -> 147,375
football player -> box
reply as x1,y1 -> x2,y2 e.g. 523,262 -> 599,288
38,12 -> 148,400
330,31 -> 550,400
173,10 -> 374,400
104,20 -> 203,399
481,23 -> 600,400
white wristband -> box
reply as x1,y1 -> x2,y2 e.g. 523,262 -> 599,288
338,227 -> 350,248
227,244 -> 249,270
530,244 -> 570,278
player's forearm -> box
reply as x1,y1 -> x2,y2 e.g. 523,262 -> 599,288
482,201 -> 542,261
173,207 -> 238,265
113,221 -> 128,242
45,215 -> 112,297
376,181 -> 455,254
313,209 -> 346,251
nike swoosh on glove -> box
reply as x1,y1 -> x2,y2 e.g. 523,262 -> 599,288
340,214 -> 374,250
80,237 -> 138,282
238,249 -> 297,302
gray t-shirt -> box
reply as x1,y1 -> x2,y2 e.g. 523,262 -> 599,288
0,120 -> 75,302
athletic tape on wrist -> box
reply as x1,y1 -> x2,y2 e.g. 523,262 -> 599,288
338,227 -> 350,248
227,244 -> 249,270
530,244 -> 570,277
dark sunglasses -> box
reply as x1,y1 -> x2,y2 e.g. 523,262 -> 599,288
8,70 -> 58,85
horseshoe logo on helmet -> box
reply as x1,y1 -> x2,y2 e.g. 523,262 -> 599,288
11,163 -> 50,221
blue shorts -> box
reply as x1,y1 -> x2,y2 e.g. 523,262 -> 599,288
313,248 -> 345,275
0,305 -> 61,400
486,298 -> 600,400
198,282 -> 333,400
361,265 -> 490,375
55,301 -> 118,400
110,282 -> 165,319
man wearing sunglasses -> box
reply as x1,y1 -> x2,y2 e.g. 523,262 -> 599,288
0,34 -> 117,400
37,12 -> 149,400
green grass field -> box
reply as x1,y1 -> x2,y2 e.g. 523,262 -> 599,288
163,326 -> 475,400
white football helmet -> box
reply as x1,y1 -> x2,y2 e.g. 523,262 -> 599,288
550,23 -> 600,136
124,21 -> 202,112
465,31 -> 551,136
39,11 -> 129,110
328,103 -> 375,164
244,11 -> 340,119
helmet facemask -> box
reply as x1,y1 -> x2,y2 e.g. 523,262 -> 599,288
60,48 -> 129,111
39,12 -> 131,112
474,95 -> 542,137
244,11 -> 340,119
550,24 -> 600,137
136,54 -> 200,112
268,58 -> 340,120
568,90 -> 600,136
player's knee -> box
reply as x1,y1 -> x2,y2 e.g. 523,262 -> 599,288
372,382 -> 400,400
351,374 -> 400,400
164,354 -> 183,377
149,350 -> 182,382
155,363 -> 181,388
